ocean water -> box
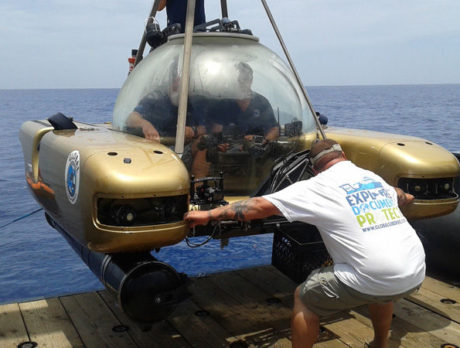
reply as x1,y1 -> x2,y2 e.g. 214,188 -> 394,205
0,84 -> 459,304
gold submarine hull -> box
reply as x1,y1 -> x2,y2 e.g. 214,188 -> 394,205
20,119 -> 459,253
324,126 -> 460,220
20,120 -> 190,253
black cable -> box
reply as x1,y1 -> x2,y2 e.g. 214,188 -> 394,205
185,223 -> 221,248
0,208 -> 43,230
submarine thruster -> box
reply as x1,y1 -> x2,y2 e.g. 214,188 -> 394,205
46,212 -> 189,323
19,0 -> 459,323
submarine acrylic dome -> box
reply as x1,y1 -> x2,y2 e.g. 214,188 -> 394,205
113,32 -> 317,138
113,32 -> 319,194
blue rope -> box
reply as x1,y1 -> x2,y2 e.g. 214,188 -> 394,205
0,208 -> 44,230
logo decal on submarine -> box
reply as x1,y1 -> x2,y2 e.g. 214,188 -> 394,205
65,150 -> 80,204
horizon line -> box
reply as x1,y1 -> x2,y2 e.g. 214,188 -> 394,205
1,82 -> 460,91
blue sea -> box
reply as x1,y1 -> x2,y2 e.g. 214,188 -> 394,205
1,85 -> 459,305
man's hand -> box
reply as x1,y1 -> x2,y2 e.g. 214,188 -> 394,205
126,112 -> 161,141
142,122 -> 160,142
217,143 -> 230,152
395,187 -> 415,207
184,211 -> 211,228
185,125 -> 206,142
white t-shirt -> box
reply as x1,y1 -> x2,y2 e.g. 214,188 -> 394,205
264,160 -> 425,296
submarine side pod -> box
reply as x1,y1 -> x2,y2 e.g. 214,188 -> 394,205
47,214 -> 190,323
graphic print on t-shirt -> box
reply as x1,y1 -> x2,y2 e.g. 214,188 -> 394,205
339,177 -> 406,231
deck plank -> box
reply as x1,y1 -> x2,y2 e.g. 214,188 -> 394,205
169,298 -> 233,347
227,328 -> 293,348
407,277 -> 460,323
0,303 -> 29,347
353,306 -> 448,348
189,271 -> 293,341
226,328 -> 293,348
407,287 -> 460,323
394,298 -> 460,345
211,270 -> 294,329
237,265 -> 297,307
321,315 -> 375,347
189,274 -> 267,335
19,298 -> 84,348
422,276 -> 460,302
98,290 -> 191,348
60,292 -> 137,348
199,270 -> 306,347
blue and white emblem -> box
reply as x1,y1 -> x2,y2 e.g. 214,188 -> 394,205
65,150 -> 80,204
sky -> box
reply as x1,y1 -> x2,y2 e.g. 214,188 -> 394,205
1,0 -> 459,89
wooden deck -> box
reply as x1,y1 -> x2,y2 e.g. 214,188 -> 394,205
1,265 -> 459,347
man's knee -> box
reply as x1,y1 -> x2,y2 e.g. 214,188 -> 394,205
293,285 -> 319,323
293,285 -> 304,308
294,285 -> 302,298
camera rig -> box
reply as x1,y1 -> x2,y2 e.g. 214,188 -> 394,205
190,172 -> 227,208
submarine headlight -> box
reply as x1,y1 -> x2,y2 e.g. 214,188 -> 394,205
112,205 -> 137,226
126,212 -> 135,222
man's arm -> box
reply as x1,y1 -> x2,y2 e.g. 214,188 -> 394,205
127,111 -> 198,142
394,187 -> 415,207
264,126 -> 280,143
184,197 -> 281,228
126,111 -> 161,141
158,0 -> 167,11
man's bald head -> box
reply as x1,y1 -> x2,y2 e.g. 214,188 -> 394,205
310,139 -> 345,171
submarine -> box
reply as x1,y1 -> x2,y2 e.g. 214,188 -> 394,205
19,0 -> 460,323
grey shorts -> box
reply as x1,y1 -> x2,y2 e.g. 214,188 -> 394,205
299,266 -> 421,317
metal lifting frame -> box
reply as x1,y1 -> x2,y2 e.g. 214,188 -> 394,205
134,0 -> 162,67
175,0 -> 196,154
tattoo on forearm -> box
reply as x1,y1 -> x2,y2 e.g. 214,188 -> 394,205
233,202 -> 247,220
216,199 -> 259,221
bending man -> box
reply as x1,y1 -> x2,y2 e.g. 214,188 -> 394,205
184,139 -> 425,348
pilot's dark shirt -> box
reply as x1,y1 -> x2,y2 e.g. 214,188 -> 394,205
207,92 -> 278,136
133,92 -> 204,136
166,0 -> 206,32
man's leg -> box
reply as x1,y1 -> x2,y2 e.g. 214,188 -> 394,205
291,285 -> 320,348
367,301 -> 393,348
